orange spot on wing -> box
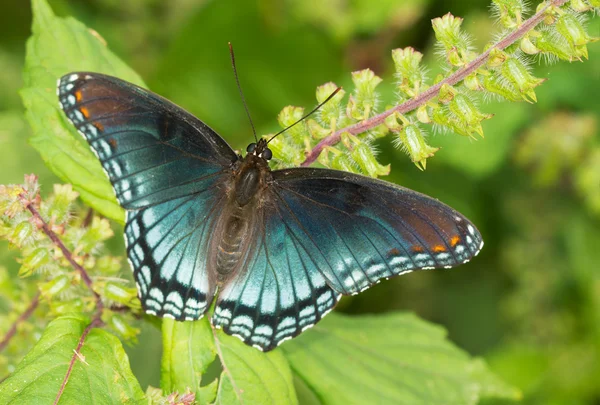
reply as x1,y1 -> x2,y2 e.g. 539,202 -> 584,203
75,90 -> 82,102
433,245 -> 446,252
450,235 -> 460,247
93,121 -> 104,132
80,107 -> 90,118
388,248 -> 400,256
412,246 -> 424,253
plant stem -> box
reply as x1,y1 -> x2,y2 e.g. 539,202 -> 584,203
301,0 -> 568,166
19,193 -> 106,402
0,292 -> 41,353
52,316 -> 103,405
23,200 -> 103,312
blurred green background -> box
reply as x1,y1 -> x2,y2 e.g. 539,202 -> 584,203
1,0 -> 599,404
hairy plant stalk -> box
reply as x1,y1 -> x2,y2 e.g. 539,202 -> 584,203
0,292 -> 41,353
301,0 -> 569,166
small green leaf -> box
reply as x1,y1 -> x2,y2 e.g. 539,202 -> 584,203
0,314 -> 145,404
281,312 -> 520,405
21,0 -> 146,223
212,329 -> 297,405
161,317 -> 217,395
161,317 -> 297,404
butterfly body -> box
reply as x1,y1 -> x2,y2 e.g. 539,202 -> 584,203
213,147 -> 271,282
58,72 -> 484,351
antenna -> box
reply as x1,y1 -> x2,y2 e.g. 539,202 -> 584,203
266,86 -> 342,144
228,42 -> 258,142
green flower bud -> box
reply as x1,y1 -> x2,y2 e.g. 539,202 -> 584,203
350,142 -> 390,177
316,82 -> 345,128
492,0 -> 524,28
398,124 -> 439,170
520,36 -> 540,55
464,73 -> 483,91
307,119 -> 332,139
278,106 -> 306,145
501,58 -> 545,103
535,29 -> 580,61
487,48 -> 508,68
448,94 -> 493,137
12,221 -> 33,246
19,247 -> 50,277
263,136 -> 304,167
384,111 -> 403,131
47,184 -> 79,223
347,69 -> 382,120
438,84 -> 457,104
556,13 -> 597,48
50,298 -> 84,315
392,47 -> 426,94
105,282 -> 139,307
79,217 -> 114,252
330,152 -> 360,174
416,105 -> 432,124
483,74 -> 524,102
432,13 -> 464,50
40,274 -> 70,297
570,0 -> 593,12
107,313 -> 140,342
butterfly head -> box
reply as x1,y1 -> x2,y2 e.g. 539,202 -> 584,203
246,138 -> 272,161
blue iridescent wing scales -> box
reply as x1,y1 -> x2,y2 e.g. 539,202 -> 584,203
57,72 -> 236,209
212,209 -> 341,351
213,167 -> 483,351
58,72 -> 236,319
270,168 -> 483,295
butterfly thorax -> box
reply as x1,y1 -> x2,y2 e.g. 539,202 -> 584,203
212,153 -> 271,283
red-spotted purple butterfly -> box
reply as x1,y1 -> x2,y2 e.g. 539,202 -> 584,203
57,71 -> 483,351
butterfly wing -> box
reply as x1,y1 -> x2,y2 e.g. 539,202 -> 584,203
212,207 -> 341,351
213,167 -> 483,350
58,72 -> 237,319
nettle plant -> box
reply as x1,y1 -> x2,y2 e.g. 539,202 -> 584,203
0,0 -> 597,404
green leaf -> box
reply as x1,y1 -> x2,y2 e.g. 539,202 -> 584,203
0,314 -> 145,404
160,317 -> 216,395
21,0 -> 146,223
280,312 -> 520,405
161,317 -> 297,404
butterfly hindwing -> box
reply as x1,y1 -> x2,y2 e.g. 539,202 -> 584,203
126,191 -> 225,319
269,168 -> 484,296
58,72 -> 236,320
212,209 -> 341,351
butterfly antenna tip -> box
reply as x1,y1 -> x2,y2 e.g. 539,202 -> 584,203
228,42 -> 258,143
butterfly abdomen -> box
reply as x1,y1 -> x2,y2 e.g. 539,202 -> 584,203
215,206 -> 252,280
213,155 -> 270,282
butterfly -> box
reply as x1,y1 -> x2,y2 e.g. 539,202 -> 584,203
57,72 -> 483,351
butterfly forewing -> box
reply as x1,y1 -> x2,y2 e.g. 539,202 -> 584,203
270,168 -> 483,295
58,72 -> 236,320
57,73 -> 237,209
